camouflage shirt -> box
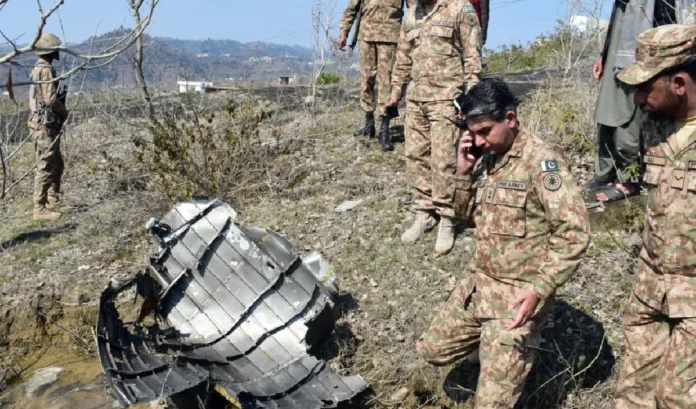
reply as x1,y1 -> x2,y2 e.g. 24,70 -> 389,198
640,116 -> 696,317
339,0 -> 413,44
28,58 -> 68,129
390,0 -> 482,102
452,129 -> 591,317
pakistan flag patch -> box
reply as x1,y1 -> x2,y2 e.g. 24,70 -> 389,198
464,3 -> 474,12
540,159 -> 559,172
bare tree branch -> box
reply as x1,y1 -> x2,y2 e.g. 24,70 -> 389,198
0,0 -> 160,89
128,0 -> 154,120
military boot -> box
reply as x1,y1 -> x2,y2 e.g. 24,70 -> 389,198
401,210 -> 437,244
435,216 -> 455,255
378,116 -> 393,151
46,195 -> 65,212
33,206 -> 62,221
353,112 -> 376,138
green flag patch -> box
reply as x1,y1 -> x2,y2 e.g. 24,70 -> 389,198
540,159 -> 559,172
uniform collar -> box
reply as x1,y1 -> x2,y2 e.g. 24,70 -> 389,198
35,58 -> 52,68
425,0 -> 448,17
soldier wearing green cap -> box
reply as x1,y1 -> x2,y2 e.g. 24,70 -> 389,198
614,23 -> 696,409
29,32 -> 68,221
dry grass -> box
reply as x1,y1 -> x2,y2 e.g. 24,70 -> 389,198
0,78 -> 639,408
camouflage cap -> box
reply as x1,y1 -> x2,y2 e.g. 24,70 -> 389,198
34,33 -> 61,56
618,24 -> 696,86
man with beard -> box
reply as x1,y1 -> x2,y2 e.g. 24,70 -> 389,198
614,24 -> 696,408
583,0 -> 677,202
388,0 -> 482,255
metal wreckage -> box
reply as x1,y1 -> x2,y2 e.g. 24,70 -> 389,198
96,198 -> 367,408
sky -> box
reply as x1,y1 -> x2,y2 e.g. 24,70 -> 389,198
0,0 -> 610,51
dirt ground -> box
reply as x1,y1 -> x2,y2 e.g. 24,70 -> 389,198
0,85 -> 641,408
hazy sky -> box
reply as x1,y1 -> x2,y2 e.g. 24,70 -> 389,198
0,0 -> 610,51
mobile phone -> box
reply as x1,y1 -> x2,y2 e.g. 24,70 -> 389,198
448,117 -> 482,157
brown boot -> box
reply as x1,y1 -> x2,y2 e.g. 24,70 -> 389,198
46,195 -> 66,211
33,206 -> 62,221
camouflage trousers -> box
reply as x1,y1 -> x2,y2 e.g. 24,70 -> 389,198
615,259 -> 696,409
417,275 -> 553,408
358,41 -> 396,116
404,99 -> 459,217
32,126 -> 64,208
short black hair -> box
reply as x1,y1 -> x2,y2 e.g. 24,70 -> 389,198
457,78 -> 520,121
660,57 -> 696,80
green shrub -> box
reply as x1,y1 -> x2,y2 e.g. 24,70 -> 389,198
316,72 -> 339,85
133,98 -> 278,205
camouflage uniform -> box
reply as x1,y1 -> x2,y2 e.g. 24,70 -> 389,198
615,24 -> 696,409
391,0 -> 482,218
28,37 -> 68,219
417,129 -> 591,408
339,0 -> 412,116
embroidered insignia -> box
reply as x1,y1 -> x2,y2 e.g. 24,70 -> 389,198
543,173 -> 562,191
540,159 -> 559,172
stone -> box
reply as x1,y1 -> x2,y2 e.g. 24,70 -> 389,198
334,200 -> 363,213
25,367 -> 63,397
391,387 -> 410,402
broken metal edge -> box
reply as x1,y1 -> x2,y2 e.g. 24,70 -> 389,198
96,199 -> 366,408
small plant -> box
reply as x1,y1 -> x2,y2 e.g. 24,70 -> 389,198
132,97 -> 284,206
316,72 -> 339,85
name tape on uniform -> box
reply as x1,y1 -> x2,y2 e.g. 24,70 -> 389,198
645,155 -> 667,166
497,180 -> 527,191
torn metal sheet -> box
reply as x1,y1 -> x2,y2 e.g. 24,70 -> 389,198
97,198 -> 366,408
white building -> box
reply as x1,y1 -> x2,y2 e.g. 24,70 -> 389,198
569,15 -> 608,34
177,80 -> 213,93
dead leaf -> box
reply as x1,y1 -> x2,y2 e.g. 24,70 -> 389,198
6,62 -> 15,102
390,387 -> 410,402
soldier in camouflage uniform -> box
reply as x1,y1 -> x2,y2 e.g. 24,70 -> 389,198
416,78 -> 591,408
614,24 -> 696,409
28,33 -> 68,221
387,0 -> 482,255
338,0 -> 413,151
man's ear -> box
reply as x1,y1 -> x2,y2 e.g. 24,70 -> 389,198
672,73 -> 688,96
505,110 -> 517,128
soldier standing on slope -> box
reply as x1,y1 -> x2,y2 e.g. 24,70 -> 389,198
338,0 -> 413,151
387,0 -> 482,255
28,33 -> 69,221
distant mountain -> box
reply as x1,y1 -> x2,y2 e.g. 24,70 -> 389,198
159,38 -> 314,61
0,29 -> 353,92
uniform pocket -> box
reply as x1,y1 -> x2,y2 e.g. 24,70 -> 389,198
688,168 -> 696,193
644,164 -> 662,186
489,189 -> 527,237
427,25 -> 453,55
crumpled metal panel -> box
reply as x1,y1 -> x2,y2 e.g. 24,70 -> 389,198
97,198 -> 366,408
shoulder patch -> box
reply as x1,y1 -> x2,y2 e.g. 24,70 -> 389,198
540,159 -> 559,172
543,173 -> 563,192
464,2 -> 474,13
542,173 -> 562,191
467,13 -> 477,26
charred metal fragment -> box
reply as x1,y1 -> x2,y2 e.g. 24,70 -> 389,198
97,198 -> 366,408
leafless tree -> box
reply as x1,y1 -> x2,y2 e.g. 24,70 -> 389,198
0,0 -> 159,200
310,0 -> 337,113
128,0 -> 155,120
553,0 -> 607,76
0,0 -> 160,88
